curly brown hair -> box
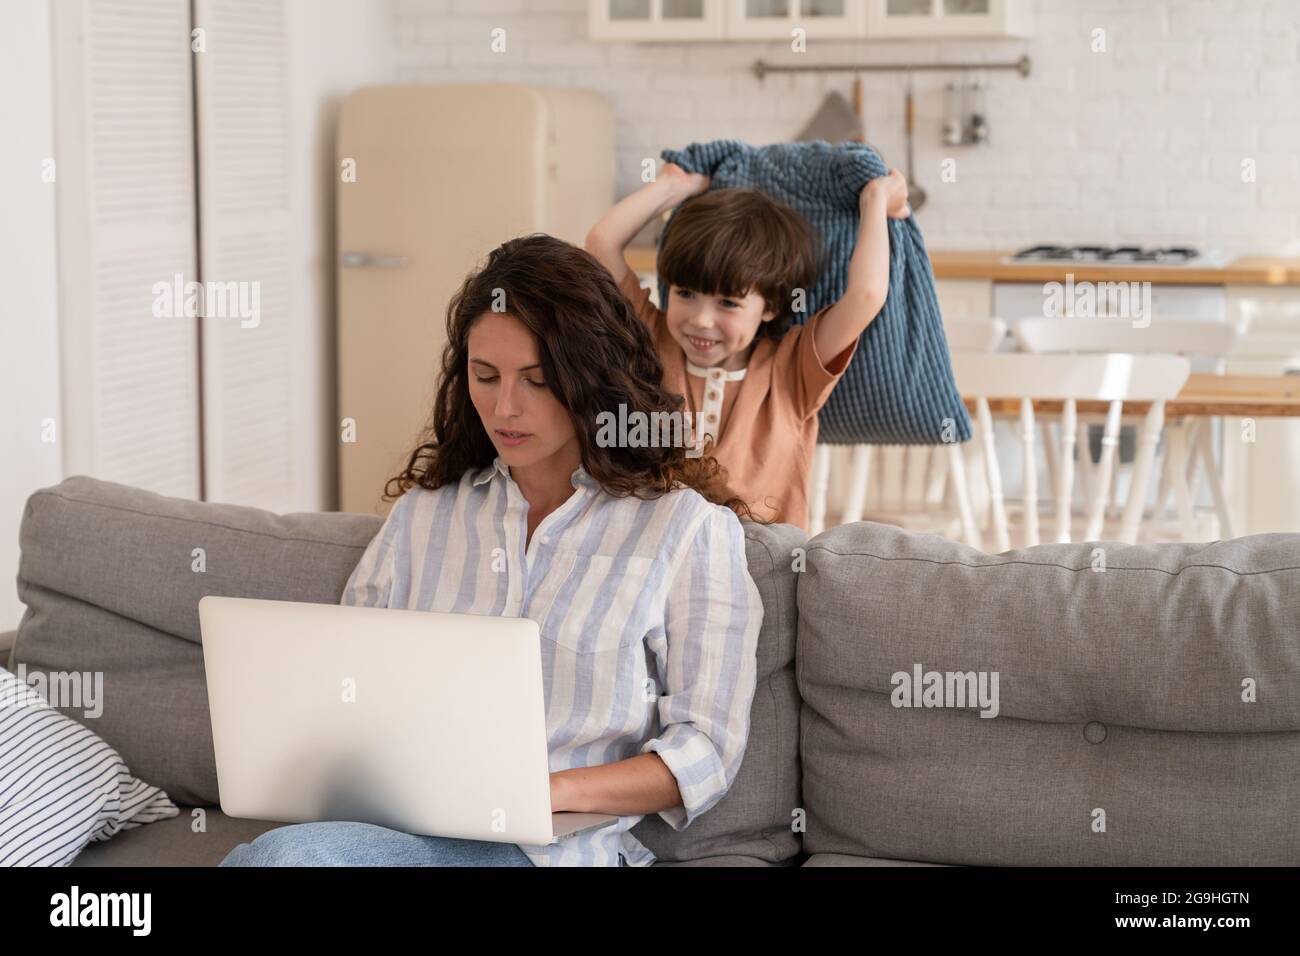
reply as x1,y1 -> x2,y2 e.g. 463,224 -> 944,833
658,187 -> 820,342
385,233 -> 756,520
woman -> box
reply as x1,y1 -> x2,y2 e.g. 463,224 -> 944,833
220,234 -> 764,867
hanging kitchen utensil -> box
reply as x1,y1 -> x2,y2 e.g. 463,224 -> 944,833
943,80 -> 962,146
852,72 -> 866,143
969,73 -> 989,145
904,72 -> 927,213
960,72 -> 976,145
795,90 -> 863,143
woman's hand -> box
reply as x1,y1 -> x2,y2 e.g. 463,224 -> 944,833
550,770 -> 572,812
659,162 -> 710,202
863,168 -> 911,219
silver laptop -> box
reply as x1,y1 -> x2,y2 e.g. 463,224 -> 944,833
198,596 -> 618,846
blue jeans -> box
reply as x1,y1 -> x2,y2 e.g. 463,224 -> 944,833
219,821 -> 535,867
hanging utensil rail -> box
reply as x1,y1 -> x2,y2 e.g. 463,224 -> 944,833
752,54 -> 1031,82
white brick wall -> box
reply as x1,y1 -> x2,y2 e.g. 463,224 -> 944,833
393,0 -> 1300,255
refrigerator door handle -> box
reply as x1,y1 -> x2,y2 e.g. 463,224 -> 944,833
340,251 -> 409,269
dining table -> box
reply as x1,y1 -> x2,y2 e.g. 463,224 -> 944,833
961,372 -> 1300,542
963,372 -> 1300,418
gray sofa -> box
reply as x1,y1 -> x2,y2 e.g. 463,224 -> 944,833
5,476 -> 1299,866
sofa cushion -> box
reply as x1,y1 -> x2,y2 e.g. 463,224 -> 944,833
653,854 -> 788,867
630,521 -> 807,863
67,807 -> 783,867
797,522 -> 1300,866
801,854 -> 945,866
13,477 -> 385,805
70,809 -> 283,867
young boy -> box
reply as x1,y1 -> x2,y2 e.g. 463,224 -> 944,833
585,162 -> 910,529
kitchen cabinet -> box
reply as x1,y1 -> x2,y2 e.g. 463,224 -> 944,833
724,0 -> 863,40
865,0 -> 1032,38
588,0 -> 725,41
587,0 -> 1029,40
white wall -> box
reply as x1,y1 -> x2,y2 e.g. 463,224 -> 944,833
200,0 -> 393,513
0,0 -> 392,634
393,0 -> 1300,256
285,0 -> 394,511
0,0 -> 62,633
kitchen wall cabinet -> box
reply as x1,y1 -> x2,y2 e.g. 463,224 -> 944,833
724,0 -> 863,40
588,0 -> 1029,40
865,0 -> 1031,39
588,0 -> 725,41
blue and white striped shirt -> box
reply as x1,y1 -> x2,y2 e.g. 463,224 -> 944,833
340,456 -> 763,867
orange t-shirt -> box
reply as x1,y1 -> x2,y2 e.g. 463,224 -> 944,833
618,271 -> 858,530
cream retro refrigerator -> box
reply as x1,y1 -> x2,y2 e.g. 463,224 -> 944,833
336,84 -> 615,515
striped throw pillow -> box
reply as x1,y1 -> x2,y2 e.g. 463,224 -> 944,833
0,666 -> 178,866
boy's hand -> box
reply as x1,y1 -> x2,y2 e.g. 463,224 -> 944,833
659,162 -> 710,202
863,169 -> 910,219
584,162 -> 708,286
817,168 -> 906,359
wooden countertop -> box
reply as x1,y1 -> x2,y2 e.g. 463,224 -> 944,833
930,251 -> 1300,286
969,372 -> 1300,418
626,246 -> 1300,286
625,246 -> 660,274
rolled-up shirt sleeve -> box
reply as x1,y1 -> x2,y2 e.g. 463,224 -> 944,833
640,505 -> 763,831
340,492 -> 412,609
774,305 -> 859,420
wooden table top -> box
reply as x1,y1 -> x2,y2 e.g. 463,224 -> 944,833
966,373 -> 1300,417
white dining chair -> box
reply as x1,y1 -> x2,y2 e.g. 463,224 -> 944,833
951,352 -> 1192,548
808,317 -> 1008,544
1015,317 -> 1238,540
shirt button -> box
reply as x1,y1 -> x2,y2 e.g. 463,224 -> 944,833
711,370 -> 722,380
707,390 -> 719,401
707,413 -> 717,422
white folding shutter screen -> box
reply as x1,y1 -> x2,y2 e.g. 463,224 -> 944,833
193,0 -> 295,510
52,0 -> 201,498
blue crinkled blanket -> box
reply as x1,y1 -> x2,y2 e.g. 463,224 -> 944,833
659,139 -> 971,445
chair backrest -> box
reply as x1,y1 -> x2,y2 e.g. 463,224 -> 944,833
952,352 -> 1192,551
1015,317 -> 1237,359
952,352 -> 1191,401
836,318 -> 1008,524
945,316 -> 1008,354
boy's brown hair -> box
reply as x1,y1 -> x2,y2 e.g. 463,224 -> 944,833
656,187 -> 820,342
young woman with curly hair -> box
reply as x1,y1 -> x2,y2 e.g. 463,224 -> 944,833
220,234 -> 764,868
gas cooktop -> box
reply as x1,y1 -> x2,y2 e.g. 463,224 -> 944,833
1005,245 -> 1221,266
